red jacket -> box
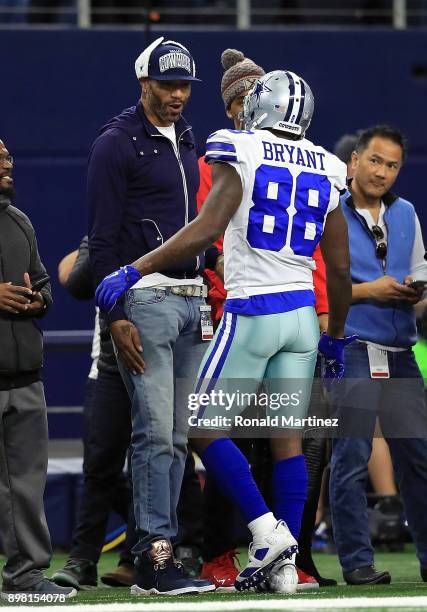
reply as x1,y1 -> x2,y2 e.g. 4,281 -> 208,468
197,157 -> 329,323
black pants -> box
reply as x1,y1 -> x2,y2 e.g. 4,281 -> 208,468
176,449 -> 203,551
0,383 -> 52,587
70,370 -> 133,563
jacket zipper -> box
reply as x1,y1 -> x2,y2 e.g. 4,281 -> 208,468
177,128 -> 191,227
0,223 -> 19,372
382,208 -> 398,344
152,127 -> 191,227
153,127 -> 199,275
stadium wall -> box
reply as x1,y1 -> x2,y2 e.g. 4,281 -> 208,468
1,29 -> 426,407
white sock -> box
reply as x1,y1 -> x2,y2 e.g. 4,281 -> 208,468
248,512 -> 277,542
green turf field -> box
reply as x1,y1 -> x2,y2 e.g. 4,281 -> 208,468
1,548 -> 427,609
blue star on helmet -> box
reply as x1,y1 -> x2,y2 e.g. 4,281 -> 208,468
252,80 -> 272,105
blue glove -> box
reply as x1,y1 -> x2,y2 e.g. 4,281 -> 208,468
95,265 -> 142,312
318,333 -> 358,386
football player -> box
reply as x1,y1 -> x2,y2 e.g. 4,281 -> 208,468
96,70 -> 354,593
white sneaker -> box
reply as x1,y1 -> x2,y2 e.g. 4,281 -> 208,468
268,554 -> 298,594
235,521 -> 298,592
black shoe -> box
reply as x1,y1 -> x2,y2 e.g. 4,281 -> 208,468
51,558 -> 97,589
131,539 -> 199,596
421,566 -> 427,582
1,577 -> 77,600
343,565 -> 391,585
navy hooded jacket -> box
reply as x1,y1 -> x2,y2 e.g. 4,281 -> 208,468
88,101 -> 203,322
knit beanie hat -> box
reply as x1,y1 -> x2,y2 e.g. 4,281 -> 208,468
221,49 -> 265,109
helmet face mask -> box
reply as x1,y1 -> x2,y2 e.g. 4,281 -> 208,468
240,70 -> 314,138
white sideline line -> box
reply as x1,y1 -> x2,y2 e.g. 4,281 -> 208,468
6,596 -> 427,611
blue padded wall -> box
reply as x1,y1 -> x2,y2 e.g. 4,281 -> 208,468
1,28 -> 426,406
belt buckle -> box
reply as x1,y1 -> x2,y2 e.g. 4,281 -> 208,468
171,285 -> 188,297
171,285 -> 204,297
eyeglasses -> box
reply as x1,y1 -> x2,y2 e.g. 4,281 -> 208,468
0,155 -> 13,166
371,225 -> 387,259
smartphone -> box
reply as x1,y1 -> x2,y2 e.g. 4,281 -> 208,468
407,280 -> 427,291
31,274 -> 50,293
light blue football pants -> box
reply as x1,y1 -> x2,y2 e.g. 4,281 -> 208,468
193,306 -> 319,427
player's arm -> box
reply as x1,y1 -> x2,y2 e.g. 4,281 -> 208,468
131,162 -> 242,276
319,204 -> 352,338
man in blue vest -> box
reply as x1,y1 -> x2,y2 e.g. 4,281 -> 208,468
330,125 -> 427,585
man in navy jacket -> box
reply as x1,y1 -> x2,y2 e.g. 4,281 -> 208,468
88,37 -> 213,596
329,125 -> 427,586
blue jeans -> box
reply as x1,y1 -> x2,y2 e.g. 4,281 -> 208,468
119,288 -> 207,555
330,342 -> 427,573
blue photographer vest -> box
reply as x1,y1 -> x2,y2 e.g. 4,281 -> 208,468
341,191 -> 417,347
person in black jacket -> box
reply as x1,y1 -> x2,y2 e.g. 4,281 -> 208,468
53,236 -> 136,589
53,237 -> 205,589
0,139 -> 76,600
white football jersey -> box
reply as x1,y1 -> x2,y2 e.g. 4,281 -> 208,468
205,128 -> 347,300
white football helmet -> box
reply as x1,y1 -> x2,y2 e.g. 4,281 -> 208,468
241,70 -> 314,138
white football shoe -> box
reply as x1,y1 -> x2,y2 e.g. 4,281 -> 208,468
235,521 -> 298,592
